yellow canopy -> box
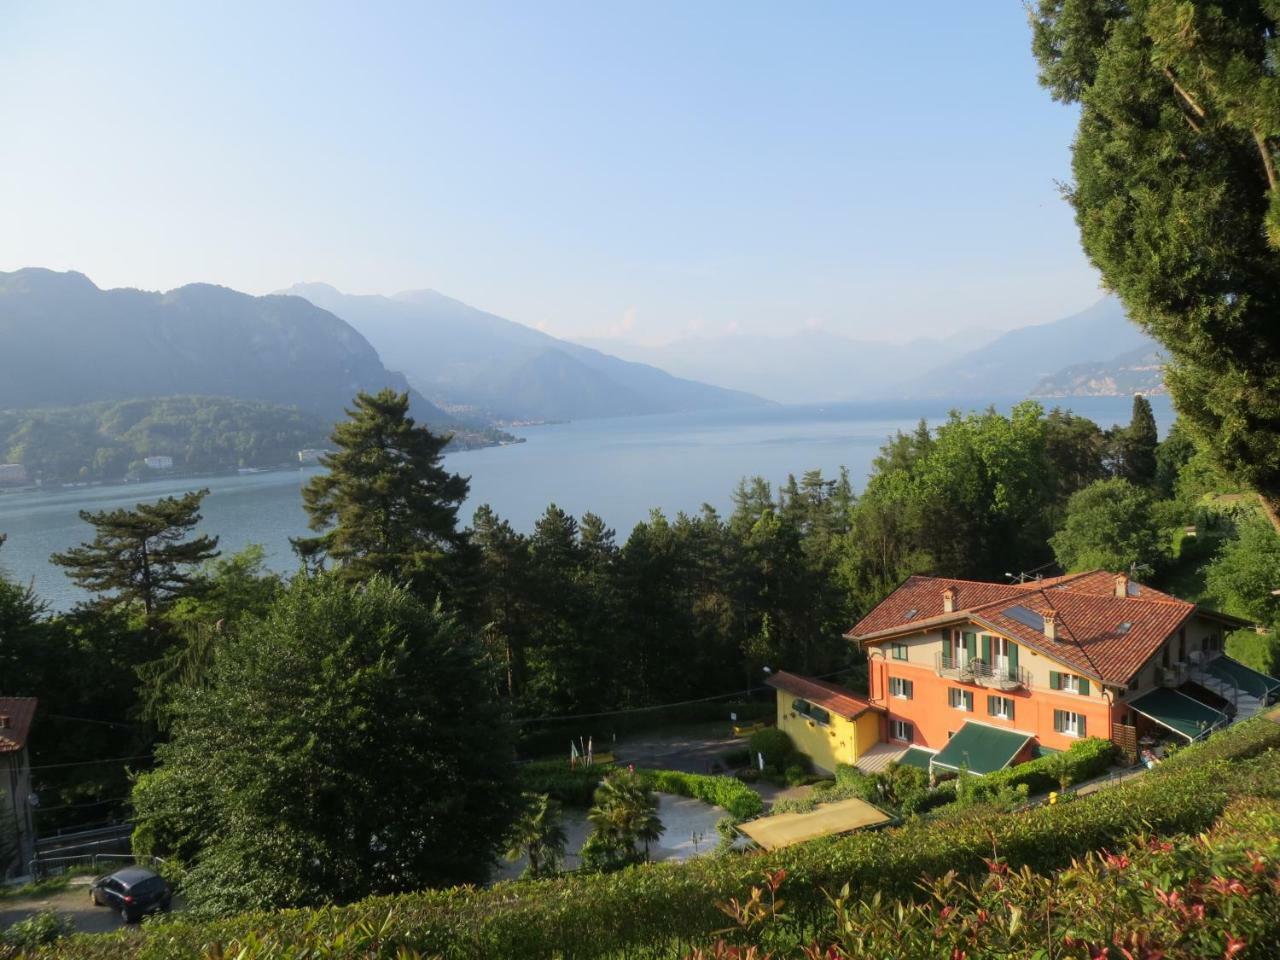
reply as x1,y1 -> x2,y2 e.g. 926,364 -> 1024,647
738,797 -> 891,851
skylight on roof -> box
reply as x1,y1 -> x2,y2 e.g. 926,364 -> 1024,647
905,608 -> 919,620
1117,622 -> 1133,634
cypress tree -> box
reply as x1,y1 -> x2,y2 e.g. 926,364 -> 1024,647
1122,394 -> 1159,488
52,490 -> 219,621
293,390 -> 469,600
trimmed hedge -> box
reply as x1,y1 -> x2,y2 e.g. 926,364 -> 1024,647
37,718 -> 1280,960
515,760 -> 611,807
636,769 -> 763,820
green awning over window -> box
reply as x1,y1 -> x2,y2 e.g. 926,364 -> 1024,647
1205,656 -> 1280,699
897,747 -> 936,771
930,722 -> 1033,775
1127,687 -> 1229,741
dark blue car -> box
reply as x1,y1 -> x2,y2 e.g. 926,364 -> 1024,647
89,866 -> 171,923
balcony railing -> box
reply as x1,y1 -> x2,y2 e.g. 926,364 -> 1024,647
972,660 -> 1031,691
934,654 -> 1029,690
935,653 -> 974,681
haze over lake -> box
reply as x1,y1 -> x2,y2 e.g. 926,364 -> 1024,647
0,396 -> 1170,611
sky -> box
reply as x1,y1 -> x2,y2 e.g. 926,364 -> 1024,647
0,2 -> 1104,345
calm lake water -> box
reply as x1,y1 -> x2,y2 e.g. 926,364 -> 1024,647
0,396 -> 1172,611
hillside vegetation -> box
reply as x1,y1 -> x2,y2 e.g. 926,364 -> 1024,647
26,716 -> 1280,959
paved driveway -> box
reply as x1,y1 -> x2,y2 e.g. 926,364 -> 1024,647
0,878 -> 181,935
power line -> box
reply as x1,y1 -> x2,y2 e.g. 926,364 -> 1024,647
34,796 -> 130,813
513,666 -> 858,724
45,713 -> 140,730
28,753 -> 154,773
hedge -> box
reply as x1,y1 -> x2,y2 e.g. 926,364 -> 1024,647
637,769 -> 764,820
515,760 -> 612,807
35,718 -> 1280,960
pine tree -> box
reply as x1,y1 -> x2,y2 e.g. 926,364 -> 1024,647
51,490 -> 219,621
293,390 -> 469,599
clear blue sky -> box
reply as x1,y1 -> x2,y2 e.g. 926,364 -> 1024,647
0,2 -> 1102,344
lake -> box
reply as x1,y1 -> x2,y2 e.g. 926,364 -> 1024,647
0,396 -> 1172,611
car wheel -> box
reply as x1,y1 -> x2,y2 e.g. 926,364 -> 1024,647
119,907 -> 133,925
90,889 -> 100,906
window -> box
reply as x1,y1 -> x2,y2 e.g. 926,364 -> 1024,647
948,688 -> 973,712
987,695 -> 1014,720
891,642 -> 908,661
791,698 -> 831,726
890,719 -> 913,742
1050,671 -> 1090,696
890,676 -> 913,700
1054,709 -> 1086,738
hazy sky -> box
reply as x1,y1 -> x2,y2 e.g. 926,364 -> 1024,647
1,2 -> 1103,345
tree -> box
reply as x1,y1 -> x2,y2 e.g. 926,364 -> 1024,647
1117,395 -> 1159,488
581,769 -> 663,871
1050,478 -> 1168,575
294,390 -> 469,600
505,793 -> 568,879
1030,2 -> 1280,531
51,490 -> 219,622
131,574 -> 519,915
1205,516 -> 1280,626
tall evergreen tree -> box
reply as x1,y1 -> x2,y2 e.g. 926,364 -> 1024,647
294,390 -> 469,599
1030,2 -> 1280,530
51,490 -> 219,621
1121,394 -> 1159,488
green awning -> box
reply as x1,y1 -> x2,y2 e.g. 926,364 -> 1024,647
896,747 -> 936,771
930,722 -> 1033,776
1205,656 -> 1280,699
1128,687 -> 1229,741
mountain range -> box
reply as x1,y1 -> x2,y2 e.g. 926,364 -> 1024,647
280,284 -> 766,421
0,268 -> 448,424
578,296 -> 1161,403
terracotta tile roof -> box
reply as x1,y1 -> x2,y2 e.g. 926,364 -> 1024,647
847,572 -> 1241,687
765,671 -> 880,720
0,697 -> 37,753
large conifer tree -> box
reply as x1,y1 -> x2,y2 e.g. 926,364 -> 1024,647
52,490 -> 219,621
294,390 -> 469,599
1030,2 -> 1280,529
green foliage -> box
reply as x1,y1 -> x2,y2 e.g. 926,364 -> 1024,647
1050,477 -> 1168,573
1226,628 -> 1280,678
1030,1 -> 1280,529
747,728 -> 794,772
637,769 -> 763,821
515,761 -> 611,807
51,489 -> 220,620
0,396 -> 331,484
0,911 -> 71,953
294,389 -> 470,601
1116,393 -> 1159,487
505,794 -> 568,880
1205,516 -> 1280,626
582,769 -> 664,871
41,719 -> 1280,960
130,574 -> 520,916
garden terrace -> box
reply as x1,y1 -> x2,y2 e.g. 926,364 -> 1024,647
31,718 -> 1280,960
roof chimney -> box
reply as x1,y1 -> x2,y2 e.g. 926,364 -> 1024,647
1043,609 -> 1057,641
1114,573 -> 1129,599
942,585 -> 957,613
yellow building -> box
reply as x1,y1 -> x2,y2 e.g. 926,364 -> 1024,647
764,671 -> 882,773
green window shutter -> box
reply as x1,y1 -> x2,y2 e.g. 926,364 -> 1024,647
965,691 -> 973,711
1079,678 -> 1090,697
1049,671 -> 1060,690
905,679 -> 913,699
1053,709 -> 1064,732
987,695 -> 996,716
980,635 -> 991,664
942,630 -> 953,660
1007,699 -> 1015,721
1008,643 -> 1019,670
1079,715 -> 1086,737
964,631 -> 977,659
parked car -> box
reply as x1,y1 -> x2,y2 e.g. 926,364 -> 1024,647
89,866 -> 171,923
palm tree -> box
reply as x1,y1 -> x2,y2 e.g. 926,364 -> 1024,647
505,793 -> 568,879
585,769 -> 664,866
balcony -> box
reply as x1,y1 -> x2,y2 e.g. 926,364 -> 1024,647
935,653 -> 974,682
934,654 -> 1028,691
972,660 -> 1031,691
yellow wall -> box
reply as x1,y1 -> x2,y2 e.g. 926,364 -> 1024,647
774,689 -> 878,773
